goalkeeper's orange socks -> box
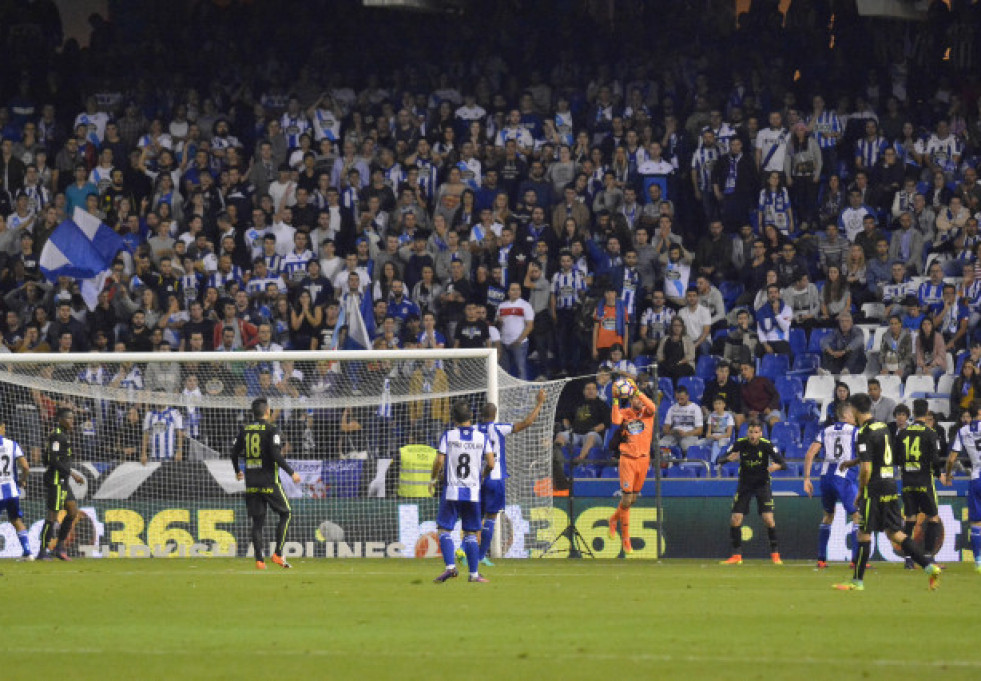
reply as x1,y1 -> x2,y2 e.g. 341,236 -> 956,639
619,508 -> 631,553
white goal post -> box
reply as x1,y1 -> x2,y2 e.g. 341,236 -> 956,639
0,348 -> 565,560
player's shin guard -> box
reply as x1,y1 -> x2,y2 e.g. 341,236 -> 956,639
462,534 -> 480,577
855,541 -> 871,580
274,512 -> 290,556
730,525 -> 742,551
17,529 -> 29,554
970,525 -> 981,563
767,526 -> 778,552
924,521 -> 940,557
818,523 -> 831,561
478,518 -> 495,561
251,514 -> 266,562
900,536 -> 932,569
438,532 -> 456,568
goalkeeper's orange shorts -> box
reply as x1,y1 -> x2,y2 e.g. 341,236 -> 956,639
619,455 -> 650,494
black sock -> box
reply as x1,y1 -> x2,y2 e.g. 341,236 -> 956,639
39,520 -> 53,552
56,515 -> 74,545
855,541 -> 871,580
767,526 -> 778,553
924,521 -> 941,557
904,519 -> 916,542
730,526 -> 741,552
252,514 -> 266,562
901,536 -> 932,568
274,512 -> 291,556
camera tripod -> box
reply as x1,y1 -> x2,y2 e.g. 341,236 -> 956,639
540,483 -> 595,558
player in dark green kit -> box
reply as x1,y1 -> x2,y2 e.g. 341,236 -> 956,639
897,399 -> 943,568
232,398 -> 302,570
834,394 -> 941,591
720,420 -> 787,565
38,408 -> 84,561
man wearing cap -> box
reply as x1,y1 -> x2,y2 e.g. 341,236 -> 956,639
820,312 -> 867,375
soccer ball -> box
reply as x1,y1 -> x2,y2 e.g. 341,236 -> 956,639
612,377 -> 636,400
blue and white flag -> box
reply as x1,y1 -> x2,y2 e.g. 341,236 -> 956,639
39,208 -> 126,309
336,289 -> 376,350
376,378 -> 393,419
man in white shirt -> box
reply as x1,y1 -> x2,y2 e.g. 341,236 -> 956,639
497,283 -> 534,380
661,385 -> 704,455
677,288 -> 712,355
755,111 -> 788,176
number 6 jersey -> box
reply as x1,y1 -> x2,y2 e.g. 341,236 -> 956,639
438,426 -> 492,502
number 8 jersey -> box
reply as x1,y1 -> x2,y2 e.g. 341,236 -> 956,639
439,426 -> 492,502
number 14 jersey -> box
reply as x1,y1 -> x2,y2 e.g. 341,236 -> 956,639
439,426 -> 492,502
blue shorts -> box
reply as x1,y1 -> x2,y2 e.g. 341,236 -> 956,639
821,475 -> 858,515
969,478 -> 981,523
480,479 -> 506,516
1,497 -> 23,521
437,497 -> 482,533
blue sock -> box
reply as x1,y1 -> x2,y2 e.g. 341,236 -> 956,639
463,534 -> 480,576
850,527 -> 859,563
479,518 -> 495,561
818,524 -> 831,562
438,533 -> 455,569
17,529 -> 29,554
971,526 -> 981,563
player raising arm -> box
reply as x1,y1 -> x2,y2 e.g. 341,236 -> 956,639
431,400 -> 494,583
232,397 -> 302,570
944,401 -> 981,573
834,393 -> 941,591
721,420 -> 787,565
39,408 -> 84,561
467,388 -> 547,568
802,402 -> 860,568
608,379 -> 656,556
0,417 -> 35,560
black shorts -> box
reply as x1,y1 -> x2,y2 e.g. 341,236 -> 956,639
902,485 -> 939,518
245,485 -> 291,518
732,483 -> 774,515
858,491 -> 904,534
45,475 -> 75,512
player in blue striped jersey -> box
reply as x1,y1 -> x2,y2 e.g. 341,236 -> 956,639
0,418 -> 33,560
141,399 -> 185,464
462,390 -> 546,568
946,401 -> 981,573
431,401 -> 494,583
803,403 -> 860,568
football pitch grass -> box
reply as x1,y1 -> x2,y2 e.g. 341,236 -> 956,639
2,558 -> 979,681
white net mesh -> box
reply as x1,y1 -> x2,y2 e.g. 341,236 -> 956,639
0,350 -> 566,560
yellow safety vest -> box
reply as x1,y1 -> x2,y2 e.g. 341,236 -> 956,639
398,444 -> 437,498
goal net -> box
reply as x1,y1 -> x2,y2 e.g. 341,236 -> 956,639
0,349 -> 565,560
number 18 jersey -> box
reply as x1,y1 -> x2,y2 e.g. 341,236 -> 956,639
439,426 -> 491,502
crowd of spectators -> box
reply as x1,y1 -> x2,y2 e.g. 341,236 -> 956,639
2,1 -> 981,466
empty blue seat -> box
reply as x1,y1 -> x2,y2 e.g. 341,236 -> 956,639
695,355 -> 718,382
760,354 -> 790,381
599,467 -> 619,478
770,421 -> 801,451
790,352 -> 820,376
634,355 -> 653,373
672,463 -> 702,478
719,461 -> 740,478
720,281 -> 744,309
658,377 -> 674,401
678,376 -> 705,404
788,398 -> 821,424
775,376 -> 803,408
788,328 -> 807,357
807,328 -> 833,353
685,444 -> 711,462
657,396 -> 673,427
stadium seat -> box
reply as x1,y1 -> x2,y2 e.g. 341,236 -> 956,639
838,374 -> 868,395
695,355 -> 717,382
770,422 -> 800,451
788,328 -> 807,358
804,375 -> 835,402
775,376 -> 803,409
719,281 -> 744,309
936,374 -> 955,397
802,421 -> 822,446
928,398 -> 951,420
685,444 -> 711,462
875,374 -> 902,400
783,442 -> 806,460
679,462 -> 707,478
760,354 -> 789,381
789,353 -> 820,377
658,377 -> 674,401
719,461 -> 740,478
678,376 -> 705,404
861,303 -> 886,322
905,375 -> 935,397
634,355 -> 652,373
788,398 -> 821,424
771,464 -> 800,478
657,396 -> 673,427
807,328 -> 833,353
712,328 -> 731,343
598,467 -> 619,479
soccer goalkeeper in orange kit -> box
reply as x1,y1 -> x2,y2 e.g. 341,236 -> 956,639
608,378 -> 656,555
